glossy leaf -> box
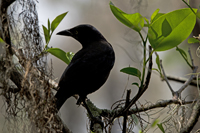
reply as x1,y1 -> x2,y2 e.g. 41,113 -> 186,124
188,38 -> 200,43
48,19 -> 51,34
51,12 -> 68,32
151,9 -> 160,22
47,48 -> 73,65
152,13 -> 165,23
148,8 -> 197,51
132,82 -> 139,87
42,25 -> 50,44
151,119 -> 159,127
157,123 -> 165,133
0,37 -> 5,43
152,68 -> 163,78
110,1 -> 144,32
66,52 -> 74,63
143,17 -> 149,27
120,67 -> 141,80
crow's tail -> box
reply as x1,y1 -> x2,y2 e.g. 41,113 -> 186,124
55,87 -> 72,111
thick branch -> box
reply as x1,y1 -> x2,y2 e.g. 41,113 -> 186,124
180,101 -> 200,133
100,99 -> 196,118
55,115 -> 72,133
1,0 -> 16,54
0,1 -> 69,132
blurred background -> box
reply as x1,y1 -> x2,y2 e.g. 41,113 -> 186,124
1,0 -> 200,132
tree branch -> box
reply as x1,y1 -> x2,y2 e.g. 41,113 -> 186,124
177,66 -> 198,94
180,101 -> 200,133
156,52 -> 174,95
122,90 -> 131,133
123,45 -> 153,113
0,0 -> 16,54
100,99 -> 197,118
166,75 -> 199,87
0,1 -> 70,132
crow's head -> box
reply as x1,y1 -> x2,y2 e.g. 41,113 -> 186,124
57,24 -> 106,47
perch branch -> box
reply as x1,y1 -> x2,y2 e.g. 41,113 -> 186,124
180,101 -> 200,133
100,99 -> 197,118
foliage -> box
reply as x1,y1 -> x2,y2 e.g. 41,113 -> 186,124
109,1 -> 197,89
109,1 -> 199,132
39,1 -> 200,133
42,12 -> 74,65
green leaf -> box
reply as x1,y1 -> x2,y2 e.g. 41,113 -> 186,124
139,130 -> 143,133
143,17 -> 149,27
132,82 -> 139,87
152,68 -> 163,78
152,13 -> 165,23
120,67 -> 141,80
47,48 -> 73,65
157,123 -> 165,133
51,12 -> 68,32
66,52 -> 74,63
188,38 -> 200,43
151,9 -> 160,22
156,55 -> 161,71
148,8 -> 197,51
42,25 -> 50,44
110,1 -> 144,32
48,19 -> 51,34
0,37 -> 5,43
176,47 -> 188,60
151,119 -> 159,127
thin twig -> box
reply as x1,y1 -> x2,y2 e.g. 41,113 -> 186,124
166,75 -> 199,87
188,47 -> 194,67
124,46 -> 153,112
177,66 -> 198,94
158,54 -> 174,94
122,90 -> 131,133
109,46 -> 152,123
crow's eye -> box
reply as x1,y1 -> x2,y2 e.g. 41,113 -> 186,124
75,30 -> 78,35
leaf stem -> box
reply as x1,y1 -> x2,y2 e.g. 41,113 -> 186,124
182,0 -> 196,14
176,47 -> 193,69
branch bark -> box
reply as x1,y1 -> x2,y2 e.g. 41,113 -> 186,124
166,75 -> 199,87
122,90 -> 131,133
180,101 -> 200,133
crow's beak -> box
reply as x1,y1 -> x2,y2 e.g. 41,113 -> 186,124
56,30 -> 72,36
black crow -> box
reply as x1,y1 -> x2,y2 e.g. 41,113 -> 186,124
55,24 -> 115,111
